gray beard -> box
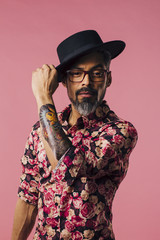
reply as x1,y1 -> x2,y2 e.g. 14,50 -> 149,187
68,86 -> 106,116
72,98 -> 98,116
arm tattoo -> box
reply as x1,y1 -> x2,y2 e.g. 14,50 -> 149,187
39,104 -> 72,160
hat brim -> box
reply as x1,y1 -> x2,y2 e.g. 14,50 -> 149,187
56,40 -> 125,82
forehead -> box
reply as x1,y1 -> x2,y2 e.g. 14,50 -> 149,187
71,51 -> 106,68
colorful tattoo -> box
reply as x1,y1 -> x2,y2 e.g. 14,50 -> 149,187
39,104 -> 72,160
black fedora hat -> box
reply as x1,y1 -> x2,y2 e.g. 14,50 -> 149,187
56,30 -> 125,78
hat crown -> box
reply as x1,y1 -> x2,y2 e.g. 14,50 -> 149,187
57,30 -> 103,63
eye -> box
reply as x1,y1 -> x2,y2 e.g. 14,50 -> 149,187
70,70 -> 83,77
92,70 -> 103,77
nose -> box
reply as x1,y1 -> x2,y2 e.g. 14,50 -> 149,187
82,72 -> 91,86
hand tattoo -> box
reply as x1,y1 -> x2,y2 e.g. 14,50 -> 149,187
39,104 -> 71,160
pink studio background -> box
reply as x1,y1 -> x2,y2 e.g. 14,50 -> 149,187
0,0 -> 159,239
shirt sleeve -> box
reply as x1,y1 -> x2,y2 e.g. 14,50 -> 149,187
56,120 -> 138,186
18,127 -> 40,205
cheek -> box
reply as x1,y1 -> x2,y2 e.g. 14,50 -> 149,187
97,84 -> 107,100
67,83 -> 76,100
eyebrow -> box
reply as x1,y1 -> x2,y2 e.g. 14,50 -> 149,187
71,64 -> 105,70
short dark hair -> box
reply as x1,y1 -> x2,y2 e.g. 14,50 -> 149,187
97,50 -> 111,69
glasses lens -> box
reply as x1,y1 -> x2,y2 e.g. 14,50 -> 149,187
68,69 -> 84,82
91,70 -> 105,81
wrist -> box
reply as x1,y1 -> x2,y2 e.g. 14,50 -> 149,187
36,95 -> 53,111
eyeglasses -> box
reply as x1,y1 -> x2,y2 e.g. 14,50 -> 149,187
66,69 -> 107,83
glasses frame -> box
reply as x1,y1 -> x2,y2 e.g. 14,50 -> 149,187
66,69 -> 108,83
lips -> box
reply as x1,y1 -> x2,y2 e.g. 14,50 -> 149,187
79,91 -> 93,94
78,91 -> 94,97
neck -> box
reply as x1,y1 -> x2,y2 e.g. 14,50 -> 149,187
68,104 -> 82,126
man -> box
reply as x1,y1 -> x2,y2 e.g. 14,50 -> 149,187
12,30 -> 138,240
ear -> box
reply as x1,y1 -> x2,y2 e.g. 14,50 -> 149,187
62,80 -> 67,88
61,74 -> 67,87
106,71 -> 112,87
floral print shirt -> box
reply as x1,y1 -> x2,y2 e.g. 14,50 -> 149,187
18,100 -> 138,240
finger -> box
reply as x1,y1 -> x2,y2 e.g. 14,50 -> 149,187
49,64 -> 56,70
42,64 -> 49,69
35,67 -> 41,71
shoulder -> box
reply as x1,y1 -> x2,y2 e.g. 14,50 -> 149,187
115,118 -> 138,139
101,112 -> 138,137
99,116 -> 138,150
112,118 -> 138,151
104,107 -> 138,139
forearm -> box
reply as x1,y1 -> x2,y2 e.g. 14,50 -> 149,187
32,64 -> 71,164
11,199 -> 38,240
39,103 -> 72,160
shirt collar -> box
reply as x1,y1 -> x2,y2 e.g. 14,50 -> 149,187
58,100 -> 115,130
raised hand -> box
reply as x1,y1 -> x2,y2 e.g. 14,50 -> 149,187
32,64 -> 58,107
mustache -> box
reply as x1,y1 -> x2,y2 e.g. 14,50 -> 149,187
76,87 -> 98,96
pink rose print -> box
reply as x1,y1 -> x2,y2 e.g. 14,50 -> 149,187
86,219 -> 96,228
98,184 -> 106,195
71,215 -> 85,227
72,132 -> 83,146
30,180 -> 38,189
86,181 -> 97,194
46,218 -> 58,228
128,125 -> 137,138
43,206 -> 51,214
85,151 -> 97,166
73,197 -> 83,209
102,145 -> 115,157
83,137 -> 91,148
50,204 -> 59,218
21,180 -> 30,190
60,207 -> 70,218
72,231 -> 83,240
65,221 -> 75,232
63,155 -> 72,167
112,135 -> 124,146
54,168 -> 65,182
72,154 -> 83,166
61,193 -> 72,206
106,127 -> 116,135
33,165 -> 39,174
81,202 -> 95,219
44,190 -> 54,207
55,182 -> 64,194
28,157 -> 36,165
73,192 -> 79,198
